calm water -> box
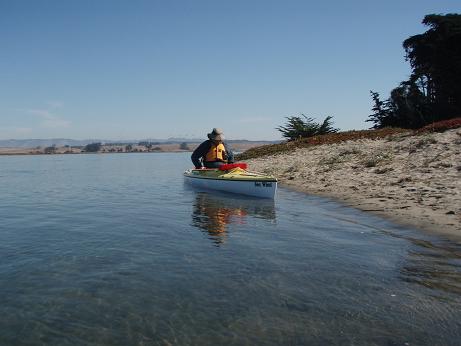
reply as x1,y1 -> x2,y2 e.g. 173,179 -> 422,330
1,153 -> 460,345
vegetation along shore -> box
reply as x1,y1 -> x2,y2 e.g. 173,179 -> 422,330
0,140 -> 272,156
237,119 -> 461,239
2,14 -> 460,239
237,14 -> 461,239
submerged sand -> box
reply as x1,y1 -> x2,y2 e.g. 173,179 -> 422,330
246,129 -> 461,239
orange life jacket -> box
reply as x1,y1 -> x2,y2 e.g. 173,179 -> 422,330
205,143 -> 227,162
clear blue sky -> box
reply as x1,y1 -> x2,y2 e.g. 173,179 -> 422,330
1,0 -> 459,141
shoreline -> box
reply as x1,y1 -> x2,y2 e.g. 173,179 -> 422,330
280,182 -> 461,242
246,128 -> 461,242
0,141 -> 264,156
0,151 -> 191,156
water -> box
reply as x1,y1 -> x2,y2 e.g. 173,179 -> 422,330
1,153 -> 460,345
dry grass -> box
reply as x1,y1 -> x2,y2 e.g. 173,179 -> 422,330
236,118 -> 461,161
236,128 -> 409,160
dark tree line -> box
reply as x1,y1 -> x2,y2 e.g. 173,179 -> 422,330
83,142 -> 102,152
368,14 -> 461,129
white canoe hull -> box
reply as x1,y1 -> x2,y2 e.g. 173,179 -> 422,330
184,172 -> 277,199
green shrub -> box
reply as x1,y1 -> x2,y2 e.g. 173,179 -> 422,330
276,115 -> 338,141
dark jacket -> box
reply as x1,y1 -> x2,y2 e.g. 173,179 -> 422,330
191,140 -> 234,168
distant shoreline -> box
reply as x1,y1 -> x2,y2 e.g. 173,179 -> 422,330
0,150 -> 192,156
0,140 -> 268,156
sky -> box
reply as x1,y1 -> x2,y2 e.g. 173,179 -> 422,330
1,0 -> 460,141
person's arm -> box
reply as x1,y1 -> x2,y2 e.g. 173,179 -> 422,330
191,141 -> 209,168
224,143 -> 234,163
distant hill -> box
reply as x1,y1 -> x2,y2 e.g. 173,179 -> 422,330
0,138 -> 280,148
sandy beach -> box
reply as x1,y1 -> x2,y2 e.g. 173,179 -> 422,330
246,128 -> 461,240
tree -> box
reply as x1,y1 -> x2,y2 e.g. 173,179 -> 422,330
276,115 -> 338,141
367,91 -> 391,129
44,145 -> 56,154
368,81 -> 431,129
388,81 -> 431,128
125,144 -> 133,152
368,14 -> 461,129
83,143 -> 102,152
179,142 -> 190,150
138,141 -> 153,149
403,14 -> 461,119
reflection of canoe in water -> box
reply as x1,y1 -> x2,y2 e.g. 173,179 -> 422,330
191,192 -> 276,245
184,165 -> 277,199
192,192 -> 277,223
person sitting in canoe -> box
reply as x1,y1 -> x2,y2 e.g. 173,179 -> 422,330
191,128 -> 234,169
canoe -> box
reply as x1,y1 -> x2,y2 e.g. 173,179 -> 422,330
184,164 -> 277,199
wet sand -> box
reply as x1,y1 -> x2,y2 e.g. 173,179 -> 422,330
247,128 -> 461,240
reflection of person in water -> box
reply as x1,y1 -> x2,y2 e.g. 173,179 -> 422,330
191,193 -> 276,246
191,193 -> 247,245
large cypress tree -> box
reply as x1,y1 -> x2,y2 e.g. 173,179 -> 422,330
368,14 -> 461,129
